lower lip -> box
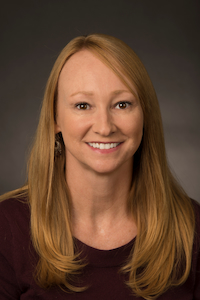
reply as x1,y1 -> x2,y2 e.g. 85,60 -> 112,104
86,143 -> 123,154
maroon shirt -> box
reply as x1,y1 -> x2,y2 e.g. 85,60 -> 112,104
0,198 -> 200,299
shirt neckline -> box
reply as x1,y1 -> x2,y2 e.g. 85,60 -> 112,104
74,237 -> 136,267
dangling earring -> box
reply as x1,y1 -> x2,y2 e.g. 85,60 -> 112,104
54,133 -> 62,156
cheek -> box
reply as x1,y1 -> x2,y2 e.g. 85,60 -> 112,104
125,112 -> 144,138
59,114 -> 91,143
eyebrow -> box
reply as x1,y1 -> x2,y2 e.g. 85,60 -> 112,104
70,89 -> 132,97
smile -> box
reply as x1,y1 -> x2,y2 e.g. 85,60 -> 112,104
87,142 -> 121,149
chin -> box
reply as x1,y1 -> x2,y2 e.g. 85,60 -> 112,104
87,162 -> 125,175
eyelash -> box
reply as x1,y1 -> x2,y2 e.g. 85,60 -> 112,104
75,101 -> 132,110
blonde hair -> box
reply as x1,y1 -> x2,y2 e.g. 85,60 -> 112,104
0,34 -> 195,299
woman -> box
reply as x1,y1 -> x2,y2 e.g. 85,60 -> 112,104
0,34 -> 199,300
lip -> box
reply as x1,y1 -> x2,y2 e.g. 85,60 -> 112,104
88,142 -> 122,143
86,142 -> 123,153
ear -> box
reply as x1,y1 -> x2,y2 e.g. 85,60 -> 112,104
54,121 -> 61,134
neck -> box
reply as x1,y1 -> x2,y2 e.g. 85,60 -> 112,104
66,158 -> 133,220
65,155 -> 137,250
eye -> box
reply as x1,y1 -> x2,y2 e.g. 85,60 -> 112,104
115,101 -> 131,109
76,103 -> 90,110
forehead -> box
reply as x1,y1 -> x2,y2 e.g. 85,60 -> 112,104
59,50 -> 117,85
58,50 -> 137,96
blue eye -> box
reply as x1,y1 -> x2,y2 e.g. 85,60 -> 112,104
115,102 -> 131,109
76,103 -> 90,110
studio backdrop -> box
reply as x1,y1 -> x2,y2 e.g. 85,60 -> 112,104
0,0 -> 199,201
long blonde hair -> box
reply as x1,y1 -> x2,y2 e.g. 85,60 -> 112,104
0,34 -> 195,299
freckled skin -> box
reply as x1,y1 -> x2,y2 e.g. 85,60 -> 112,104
55,50 -> 144,176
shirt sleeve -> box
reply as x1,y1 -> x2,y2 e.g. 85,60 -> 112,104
0,207 -> 22,299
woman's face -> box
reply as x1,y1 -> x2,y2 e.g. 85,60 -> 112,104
55,50 -> 143,175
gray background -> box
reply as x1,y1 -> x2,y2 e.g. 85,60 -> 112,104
0,0 -> 199,202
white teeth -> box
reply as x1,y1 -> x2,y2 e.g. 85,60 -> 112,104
88,142 -> 120,149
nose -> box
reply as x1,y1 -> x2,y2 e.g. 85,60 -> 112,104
92,108 -> 116,136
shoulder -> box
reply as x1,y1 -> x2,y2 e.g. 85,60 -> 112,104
0,198 -> 38,298
191,198 -> 200,211
191,199 -> 200,232
191,199 -> 200,249
0,197 -> 30,242
0,196 -> 33,268
189,199 -> 200,276
0,197 -> 30,219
